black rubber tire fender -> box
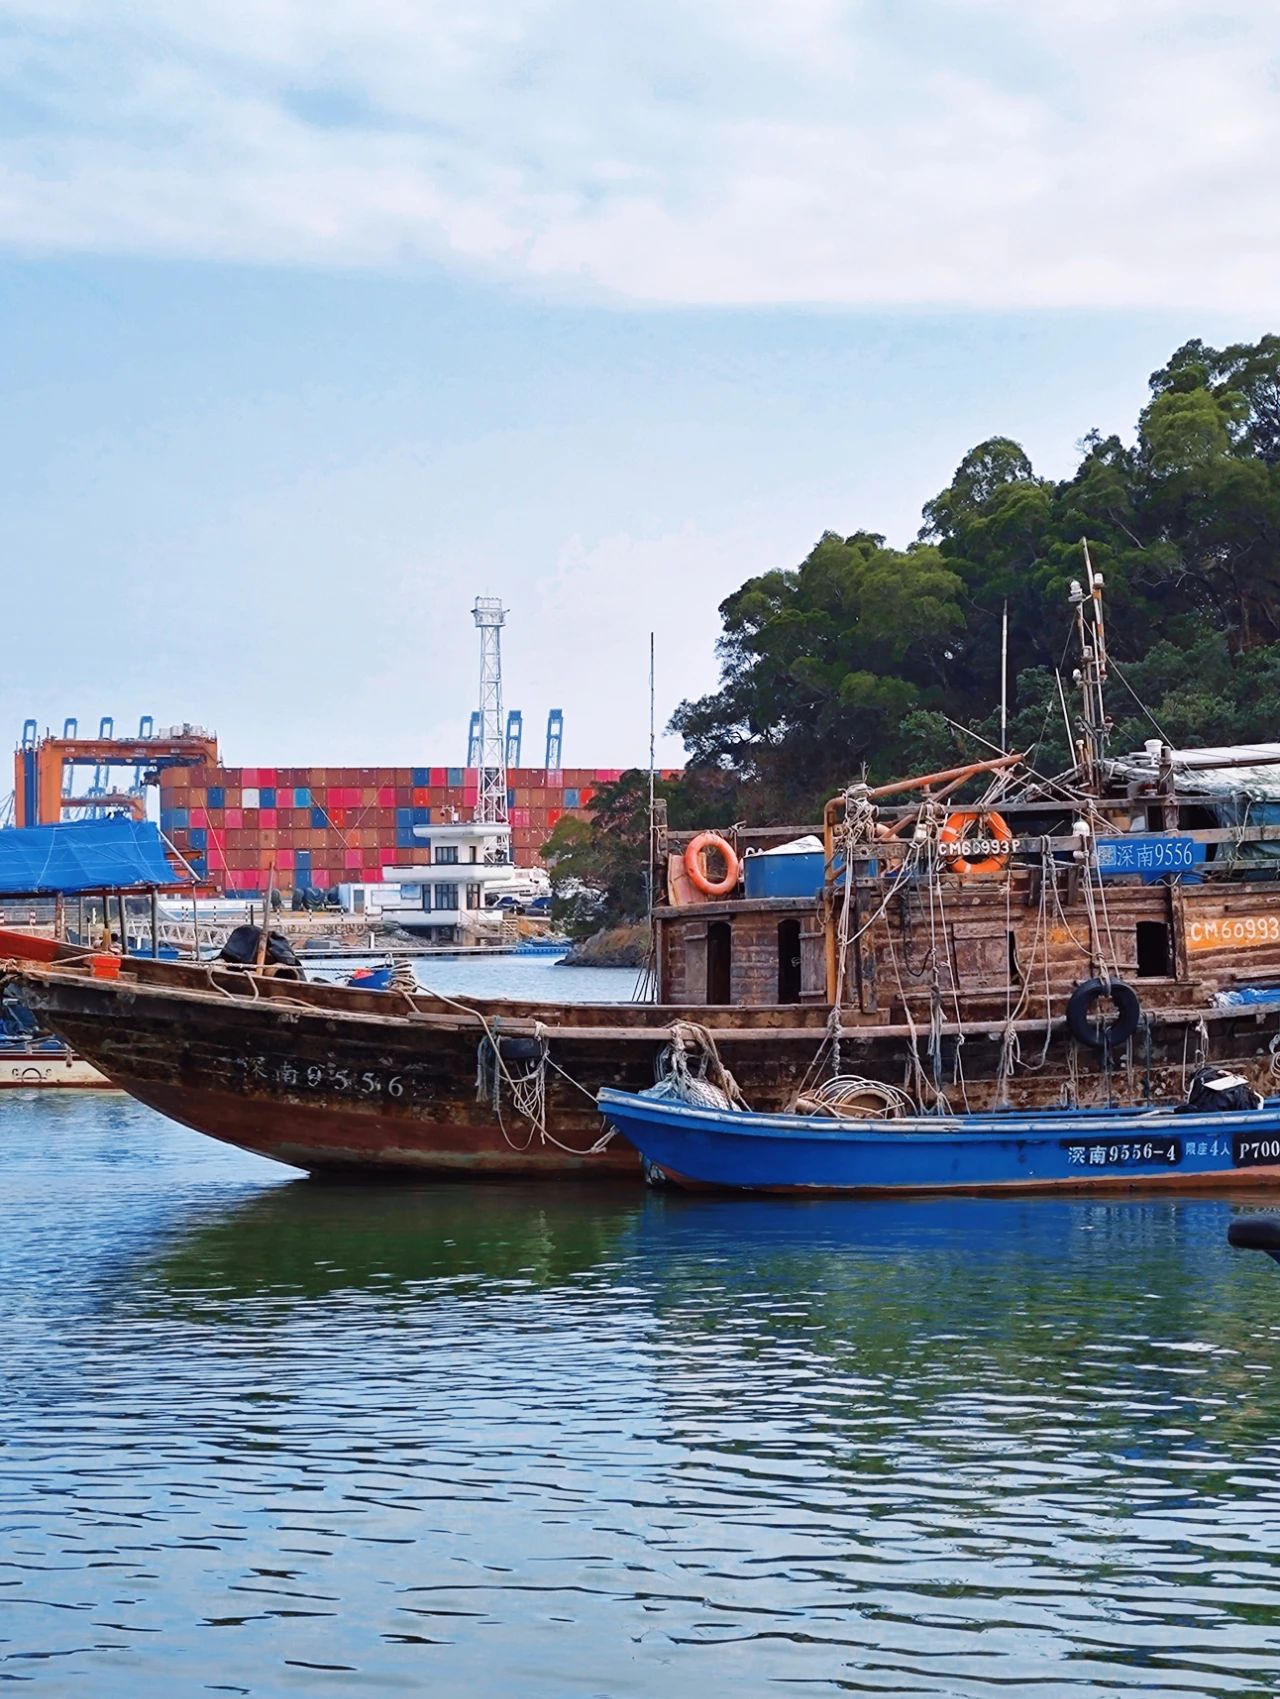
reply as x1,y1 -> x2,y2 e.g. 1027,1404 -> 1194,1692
1066,976 -> 1141,1052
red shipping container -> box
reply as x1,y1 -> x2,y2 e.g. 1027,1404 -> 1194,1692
344,849 -> 361,869
276,848 -> 294,869
377,787 -> 395,807
430,767 -> 448,786
276,788 -> 293,809
259,808 -> 278,828
362,866 -> 382,882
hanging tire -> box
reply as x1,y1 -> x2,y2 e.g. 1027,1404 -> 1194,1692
1066,977 -> 1141,1053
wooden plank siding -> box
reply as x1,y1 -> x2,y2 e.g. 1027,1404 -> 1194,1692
655,870 -> 1280,1017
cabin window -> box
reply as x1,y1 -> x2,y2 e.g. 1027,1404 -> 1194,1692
707,920 -> 732,1004
777,918 -> 802,1003
1136,920 -> 1171,978
435,845 -> 459,865
432,884 -> 459,912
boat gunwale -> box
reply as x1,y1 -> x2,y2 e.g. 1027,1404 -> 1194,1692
13,958 -> 1279,1046
596,1086 -> 1280,1142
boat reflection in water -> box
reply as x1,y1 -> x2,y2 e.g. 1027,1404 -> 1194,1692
10,1085 -> 1280,1699
135,1178 -> 642,1313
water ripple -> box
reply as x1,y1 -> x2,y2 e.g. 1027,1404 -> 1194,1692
2,1097 -> 1280,1695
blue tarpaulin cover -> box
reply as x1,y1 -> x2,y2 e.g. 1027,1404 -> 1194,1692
0,817 -> 187,895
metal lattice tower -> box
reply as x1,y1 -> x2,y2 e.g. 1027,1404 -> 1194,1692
471,597 -> 508,825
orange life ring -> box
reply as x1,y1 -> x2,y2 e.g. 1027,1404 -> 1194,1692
684,831 -> 741,898
938,809 -> 1013,877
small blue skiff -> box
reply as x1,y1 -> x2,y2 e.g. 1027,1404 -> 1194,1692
597,1087 -> 1280,1196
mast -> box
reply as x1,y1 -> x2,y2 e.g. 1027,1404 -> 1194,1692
1069,538 -> 1110,789
647,631 -> 656,913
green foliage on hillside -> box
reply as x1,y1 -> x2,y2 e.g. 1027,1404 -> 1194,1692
552,335 -> 1280,924
671,334 -> 1280,819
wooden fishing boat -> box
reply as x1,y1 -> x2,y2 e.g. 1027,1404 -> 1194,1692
12,559 -> 1280,1182
0,942 -> 830,1176
596,1084 -> 1280,1196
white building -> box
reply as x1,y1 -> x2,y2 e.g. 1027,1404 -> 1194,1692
376,820 -> 522,943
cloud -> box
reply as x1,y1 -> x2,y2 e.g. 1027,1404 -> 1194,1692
0,0 -> 1277,308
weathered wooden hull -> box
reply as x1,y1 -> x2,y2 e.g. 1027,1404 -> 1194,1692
14,952 -> 1280,1180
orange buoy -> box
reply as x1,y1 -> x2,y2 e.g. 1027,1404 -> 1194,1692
938,810 -> 1014,877
684,831 -> 741,898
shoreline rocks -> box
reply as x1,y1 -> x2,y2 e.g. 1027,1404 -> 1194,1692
558,923 -> 651,968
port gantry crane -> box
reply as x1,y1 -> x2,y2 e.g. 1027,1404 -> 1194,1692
13,720 -> 219,828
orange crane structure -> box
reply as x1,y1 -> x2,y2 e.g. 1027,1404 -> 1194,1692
14,723 -> 219,829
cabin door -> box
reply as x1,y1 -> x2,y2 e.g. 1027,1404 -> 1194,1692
707,920 -> 732,1004
777,917 -> 802,1003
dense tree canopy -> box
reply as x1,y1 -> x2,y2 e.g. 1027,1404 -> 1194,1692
669,334 -> 1280,819
554,336 -> 1280,929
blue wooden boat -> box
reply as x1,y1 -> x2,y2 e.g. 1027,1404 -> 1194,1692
596,1087 -> 1280,1196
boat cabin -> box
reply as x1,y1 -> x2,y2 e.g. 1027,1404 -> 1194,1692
652,742 -> 1280,1019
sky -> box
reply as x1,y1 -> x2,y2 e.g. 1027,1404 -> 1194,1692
1,0 -> 1277,773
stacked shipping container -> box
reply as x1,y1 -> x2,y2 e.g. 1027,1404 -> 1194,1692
158,766 -> 636,896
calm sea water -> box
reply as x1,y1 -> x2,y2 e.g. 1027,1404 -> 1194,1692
308,952 -> 646,1004
5,991 -> 1280,1695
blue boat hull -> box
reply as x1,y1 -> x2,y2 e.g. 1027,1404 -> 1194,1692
596,1089 -> 1280,1196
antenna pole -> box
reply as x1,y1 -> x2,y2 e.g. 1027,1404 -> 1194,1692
1000,600 -> 1009,752
647,632 -> 656,913
1069,538 -> 1110,787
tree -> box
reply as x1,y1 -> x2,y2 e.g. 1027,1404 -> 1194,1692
671,334 -> 1280,809
669,531 -> 964,817
541,769 -> 737,937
